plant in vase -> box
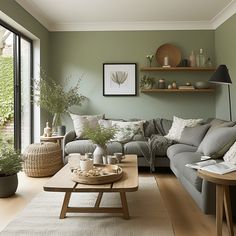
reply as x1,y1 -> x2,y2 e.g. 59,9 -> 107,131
83,125 -> 117,164
33,69 -> 86,135
0,142 -> 22,197
140,75 -> 154,90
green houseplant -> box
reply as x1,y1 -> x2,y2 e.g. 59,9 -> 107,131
83,125 -> 117,164
0,143 -> 22,197
34,69 -> 86,133
140,75 -> 154,90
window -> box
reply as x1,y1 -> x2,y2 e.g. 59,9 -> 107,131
0,20 -> 33,151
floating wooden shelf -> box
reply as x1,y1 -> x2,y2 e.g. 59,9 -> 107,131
140,67 -> 216,72
141,88 -> 215,93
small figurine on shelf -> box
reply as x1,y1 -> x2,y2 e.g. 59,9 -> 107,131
172,81 -> 177,89
146,54 -> 154,67
43,121 -> 52,137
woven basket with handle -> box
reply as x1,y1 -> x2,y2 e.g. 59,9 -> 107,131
22,142 -> 63,177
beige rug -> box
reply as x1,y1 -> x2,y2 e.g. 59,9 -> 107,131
1,177 -> 174,236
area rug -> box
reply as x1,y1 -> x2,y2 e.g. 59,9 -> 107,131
1,177 -> 174,236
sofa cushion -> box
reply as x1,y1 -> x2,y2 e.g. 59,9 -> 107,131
154,118 -> 173,136
165,116 -> 203,141
124,141 -> 146,156
197,127 -> 236,158
179,124 -> 210,147
65,139 -> 95,154
70,114 -> 104,138
171,152 -> 203,192
167,144 -> 197,160
65,140 -> 123,155
197,119 -> 236,151
112,120 -> 144,143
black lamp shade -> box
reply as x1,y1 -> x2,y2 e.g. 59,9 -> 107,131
209,65 -> 232,85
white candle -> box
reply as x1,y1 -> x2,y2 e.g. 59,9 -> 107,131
164,56 -> 169,66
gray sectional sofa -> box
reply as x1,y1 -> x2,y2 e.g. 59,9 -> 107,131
63,117 -> 236,215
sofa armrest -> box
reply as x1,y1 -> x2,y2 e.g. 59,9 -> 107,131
63,130 -> 76,163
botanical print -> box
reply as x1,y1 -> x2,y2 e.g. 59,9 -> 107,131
103,63 -> 137,96
110,71 -> 128,87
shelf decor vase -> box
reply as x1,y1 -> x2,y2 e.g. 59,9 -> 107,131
93,145 -> 107,164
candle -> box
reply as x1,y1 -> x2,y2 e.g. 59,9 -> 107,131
164,56 -> 169,66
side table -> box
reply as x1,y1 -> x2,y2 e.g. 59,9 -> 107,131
40,135 -> 64,148
198,170 -> 236,236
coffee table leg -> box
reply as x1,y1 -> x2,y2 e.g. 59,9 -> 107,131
120,192 -> 129,219
95,192 -> 103,208
60,192 -> 72,219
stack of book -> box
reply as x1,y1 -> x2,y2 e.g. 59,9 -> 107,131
178,85 -> 195,90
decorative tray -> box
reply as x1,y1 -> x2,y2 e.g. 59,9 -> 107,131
156,43 -> 181,67
71,164 -> 123,185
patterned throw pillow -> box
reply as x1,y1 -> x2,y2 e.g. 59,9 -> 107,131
70,113 -> 104,138
165,116 -> 203,141
111,120 -> 144,143
224,141 -> 236,164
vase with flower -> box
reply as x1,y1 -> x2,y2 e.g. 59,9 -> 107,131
33,69 -> 86,135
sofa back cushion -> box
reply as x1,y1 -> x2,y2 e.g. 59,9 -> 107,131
197,127 -> 236,158
197,118 -> 236,151
70,113 -> 104,138
111,120 -> 145,143
179,124 -> 210,147
165,116 -> 203,141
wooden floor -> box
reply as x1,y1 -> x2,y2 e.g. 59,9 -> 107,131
0,170 -> 236,235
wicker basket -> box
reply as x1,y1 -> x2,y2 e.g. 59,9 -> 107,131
23,142 -> 63,177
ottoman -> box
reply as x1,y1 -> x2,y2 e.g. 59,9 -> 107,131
23,142 -> 63,177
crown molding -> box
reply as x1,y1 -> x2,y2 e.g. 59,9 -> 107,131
211,1 -> 236,29
15,0 -> 52,30
15,0 -> 236,31
50,21 -> 213,31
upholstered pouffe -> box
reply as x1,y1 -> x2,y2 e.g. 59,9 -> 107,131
23,142 -> 63,177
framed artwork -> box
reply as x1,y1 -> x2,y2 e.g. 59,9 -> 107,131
103,63 -> 137,96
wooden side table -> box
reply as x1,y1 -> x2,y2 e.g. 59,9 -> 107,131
40,135 -> 64,148
198,170 -> 236,236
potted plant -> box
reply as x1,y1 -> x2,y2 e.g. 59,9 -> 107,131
83,125 -> 117,164
140,75 -> 154,90
0,145 -> 22,198
33,69 -> 86,134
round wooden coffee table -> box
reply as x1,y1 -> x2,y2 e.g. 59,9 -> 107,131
198,170 -> 236,236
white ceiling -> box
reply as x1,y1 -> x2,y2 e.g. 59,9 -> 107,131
15,0 -> 236,31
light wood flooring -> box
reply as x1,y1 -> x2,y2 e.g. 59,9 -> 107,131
0,170 -> 236,235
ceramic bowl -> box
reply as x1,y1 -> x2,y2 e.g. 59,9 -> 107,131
195,81 -> 210,89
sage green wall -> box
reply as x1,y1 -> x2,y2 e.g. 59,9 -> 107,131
49,30 -> 215,131
215,14 -> 236,121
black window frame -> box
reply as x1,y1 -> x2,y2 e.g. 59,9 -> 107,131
0,19 -> 33,151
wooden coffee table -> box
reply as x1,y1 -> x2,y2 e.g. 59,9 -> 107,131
43,155 -> 138,219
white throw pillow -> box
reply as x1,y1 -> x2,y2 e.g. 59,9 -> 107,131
165,116 -> 203,141
111,120 -> 144,143
98,119 -> 112,128
223,141 -> 236,164
70,113 -> 104,138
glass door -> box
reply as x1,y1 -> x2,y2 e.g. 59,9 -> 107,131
0,22 -> 33,151
0,26 -> 14,149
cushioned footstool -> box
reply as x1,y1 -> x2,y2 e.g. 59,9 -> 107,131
23,142 -> 63,177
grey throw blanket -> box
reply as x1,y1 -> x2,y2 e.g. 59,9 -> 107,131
136,135 -> 175,171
